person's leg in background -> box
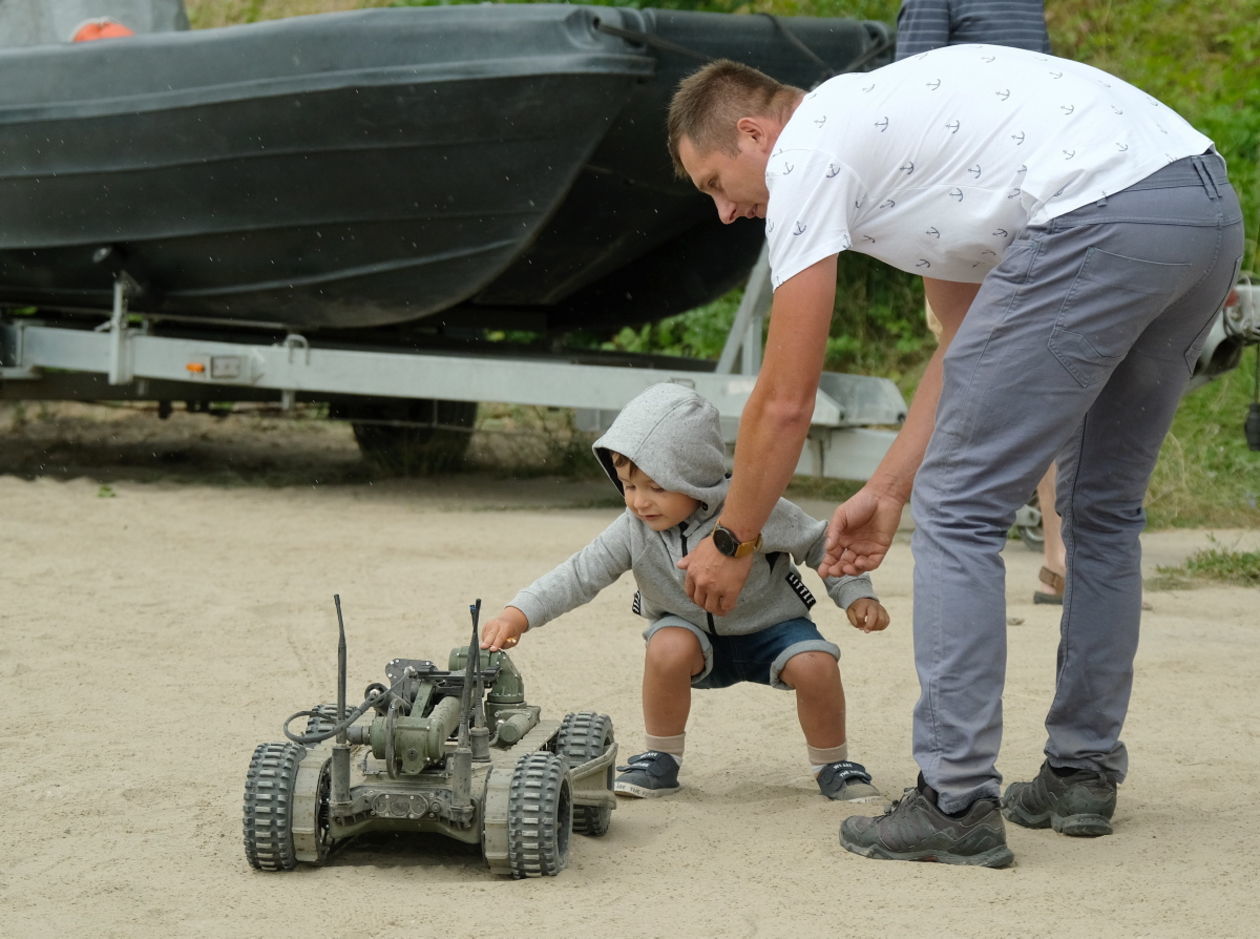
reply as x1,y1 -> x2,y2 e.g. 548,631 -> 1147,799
1033,464 -> 1068,603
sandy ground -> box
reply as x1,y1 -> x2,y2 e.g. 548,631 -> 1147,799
2,403 -> 1258,938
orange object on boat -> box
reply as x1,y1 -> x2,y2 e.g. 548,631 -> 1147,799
71,18 -> 135,42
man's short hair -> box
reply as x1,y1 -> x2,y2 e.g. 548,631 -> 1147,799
666,59 -> 800,178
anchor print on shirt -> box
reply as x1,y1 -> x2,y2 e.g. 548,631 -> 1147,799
926,78 -> 942,91
996,88 -> 1011,101
1011,131 -> 1027,145
792,221 -> 808,236
826,164 -> 843,179
875,117 -> 890,133
945,120 -> 961,135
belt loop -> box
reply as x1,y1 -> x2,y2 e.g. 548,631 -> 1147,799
1191,155 -> 1221,200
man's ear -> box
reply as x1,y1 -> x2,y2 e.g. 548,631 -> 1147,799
735,116 -> 773,150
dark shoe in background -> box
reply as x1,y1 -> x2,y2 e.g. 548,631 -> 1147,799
1002,760 -> 1117,837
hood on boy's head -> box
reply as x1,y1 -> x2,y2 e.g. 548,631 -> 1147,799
592,382 -> 728,508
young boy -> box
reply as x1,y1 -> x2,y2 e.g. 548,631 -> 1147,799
480,382 -> 889,801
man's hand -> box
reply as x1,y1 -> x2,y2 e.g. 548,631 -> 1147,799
678,536 -> 755,615
480,607 -> 528,651
846,597 -> 890,633
820,486 -> 905,577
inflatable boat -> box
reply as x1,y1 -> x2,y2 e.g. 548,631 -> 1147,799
0,5 -> 890,335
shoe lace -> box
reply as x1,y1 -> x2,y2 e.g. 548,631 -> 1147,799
878,787 -> 916,818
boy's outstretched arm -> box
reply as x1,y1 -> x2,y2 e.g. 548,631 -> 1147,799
480,606 -> 529,651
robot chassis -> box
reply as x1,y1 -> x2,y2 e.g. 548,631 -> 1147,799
242,598 -> 617,878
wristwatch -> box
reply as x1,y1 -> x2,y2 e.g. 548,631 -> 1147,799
712,522 -> 762,559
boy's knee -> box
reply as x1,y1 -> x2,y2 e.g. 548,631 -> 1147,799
779,650 -> 840,690
646,625 -> 705,675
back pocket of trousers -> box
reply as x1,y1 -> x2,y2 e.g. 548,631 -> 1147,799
1049,246 -> 1189,388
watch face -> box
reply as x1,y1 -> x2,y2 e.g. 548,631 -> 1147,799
713,526 -> 737,557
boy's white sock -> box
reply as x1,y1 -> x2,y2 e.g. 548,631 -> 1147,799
807,742 -> 848,775
645,732 -> 685,766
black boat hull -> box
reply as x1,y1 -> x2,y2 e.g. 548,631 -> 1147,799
0,6 -> 889,334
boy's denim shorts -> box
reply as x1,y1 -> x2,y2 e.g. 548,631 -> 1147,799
642,615 -> 840,691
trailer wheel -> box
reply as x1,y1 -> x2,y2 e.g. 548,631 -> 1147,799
555,711 -> 615,836
243,742 -> 304,871
507,752 -> 572,878
330,398 -> 476,474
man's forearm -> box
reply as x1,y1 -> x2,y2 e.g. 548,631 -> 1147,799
720,390 -> 813,541
867,277 -> 979,502
866,345 -> 944,504
717,258 -> 838,541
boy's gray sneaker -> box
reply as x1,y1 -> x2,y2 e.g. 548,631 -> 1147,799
817,760 -> 884,803
840,777 -> 1014,868
1001,760 -> 1116,837
614,751 -> 680,798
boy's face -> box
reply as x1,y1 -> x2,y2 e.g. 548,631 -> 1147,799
617,465 -> 699,532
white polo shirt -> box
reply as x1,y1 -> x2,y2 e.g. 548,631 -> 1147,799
765,44 -> 1213,288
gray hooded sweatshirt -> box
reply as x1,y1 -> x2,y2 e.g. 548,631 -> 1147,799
507,382 -> 876,635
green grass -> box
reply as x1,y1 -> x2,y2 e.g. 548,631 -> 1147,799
1148,357 -> 1260,528
1149,536 -> 1260,590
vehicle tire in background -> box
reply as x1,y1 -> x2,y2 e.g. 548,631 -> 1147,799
329,398 -> 477,474
555,711 -> 615,836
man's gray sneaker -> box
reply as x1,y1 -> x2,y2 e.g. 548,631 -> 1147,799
1001,760 -> 1117,837
614,751 -> 680,798
817,760 -> 884,803
840,776 -> 1014,868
